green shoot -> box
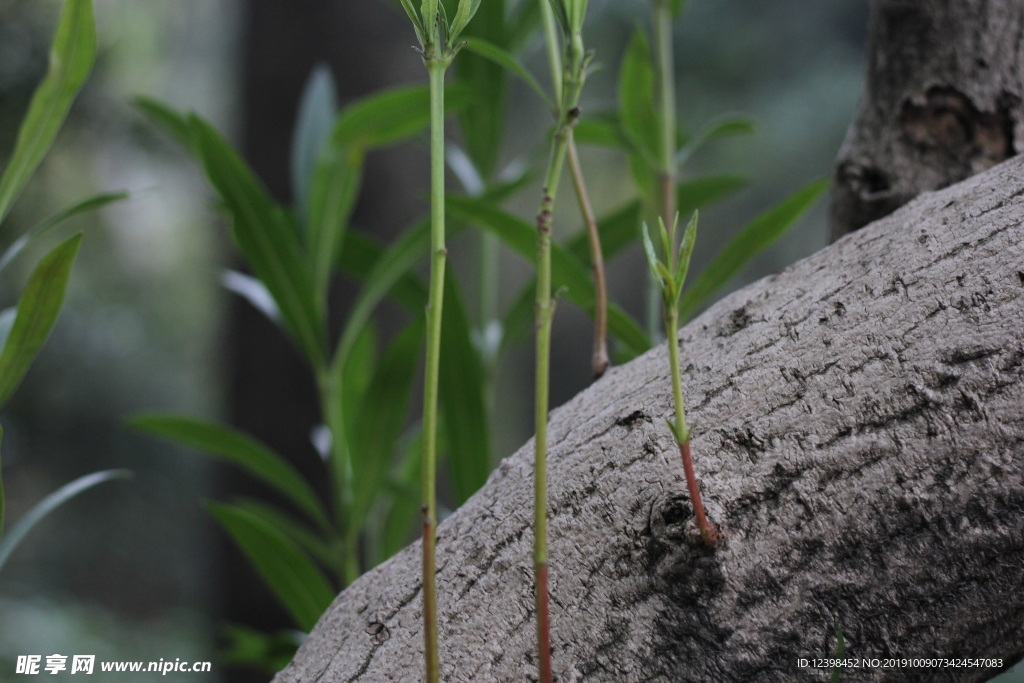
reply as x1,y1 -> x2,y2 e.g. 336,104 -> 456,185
397,0 -> 481,680
642,211 -> 718,546
534,0 -> 594,679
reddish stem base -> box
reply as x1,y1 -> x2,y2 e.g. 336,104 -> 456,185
679,440 -> 718,546
536,560 -> 552,683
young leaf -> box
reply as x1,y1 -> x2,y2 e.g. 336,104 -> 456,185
679,178 -> 829,321
0,192 -> 128,277
448,0 -> 482,47
618,28 -> 660,169
673,210 -> 699,294
0,469 -> 131,575
0,234 -> 82,409
641,223 -> 663,288
0,0 -> 97,227
291,65 -> 338,226
397,0 -> 426,45
190,115 -> 325,367
207,502 -> 335,632
129,414 -> 331,530
439,271 -> 490,503
133,97 -> 196,153
351,320 -> 424,528
461,38 -> 552,110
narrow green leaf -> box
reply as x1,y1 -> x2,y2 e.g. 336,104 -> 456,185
830,625 -> 845,683
0,469 -> 131,574
291,65 -> 338,226
133,97 -> 195,153
673,210 -> 698,293
129,414 -> 331,530
207,502 -> 335,632
0,234 -> 81,409
0,192 -> 128,277
506,0 -> 541,52
329,84 -> 472,152
454,0 -> 507,179
398,0 -> 426,45
233,498 -> 338,573
462,38 -> 551,109
190,116 -> 325,366
0,0 -> 97,227
447,195 -> 650,355
675,113 -> 756,168
334,219 -> 431,365
341,322 -> 377,451
618,28 -> 660,169
641,223 -> 662,286
439,271 -> 490,503
448,0 -> 482,46
351,320 -> 423,527
306,144 -> 360,297
679,178 -> 829,320
337,230 -> 428,313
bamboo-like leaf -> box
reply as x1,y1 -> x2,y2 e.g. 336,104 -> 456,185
454,0 -> 507,179
190,116 -> 325,366
233,498 -> 338,573
0,308 -> 15,353
0,0 -> 97,227
0,192 -> 127,277
439,271 -> 490,503
462,38 -> 551,109
447,195 -> 650,355
0,469 -> 131,574
673,211 -> 699,304
130,414 -> 331,531
675,113 -> 756,168
307,145 -> 360,301
641,223 -> 663,288
291,66 -> 338,226
341,323 -> 377,451
334,219 -> 431,365
618,28 -> 660,169
679,178 -> 829,320
351,320 -> 423,527
133,97 -> 195,153
398,0 -> 426,45
337,231 -> 428,313
448,0 -> 482,46
0,234 -> 81,409
207,502 -> 335,632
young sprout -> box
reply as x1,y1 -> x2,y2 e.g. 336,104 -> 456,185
642,210 -> 719,546
396,0 -> 480,681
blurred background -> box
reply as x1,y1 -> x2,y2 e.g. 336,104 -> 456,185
0,0 -> 1019,681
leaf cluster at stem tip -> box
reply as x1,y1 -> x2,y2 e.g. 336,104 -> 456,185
642,210 -> 697,312
399,0 -> 481,60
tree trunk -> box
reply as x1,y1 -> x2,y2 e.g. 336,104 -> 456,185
829,0 -> 1024,241
274,152 -> 1024,682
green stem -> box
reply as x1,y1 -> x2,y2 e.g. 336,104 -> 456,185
664,305 -> 717,545
538,0 -> 563,103
534,46 -> 586,683
421,56 -> 449,683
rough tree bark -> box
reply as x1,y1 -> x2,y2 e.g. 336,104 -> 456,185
830,0 -> 1024,241
275,152 -> 1024,681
